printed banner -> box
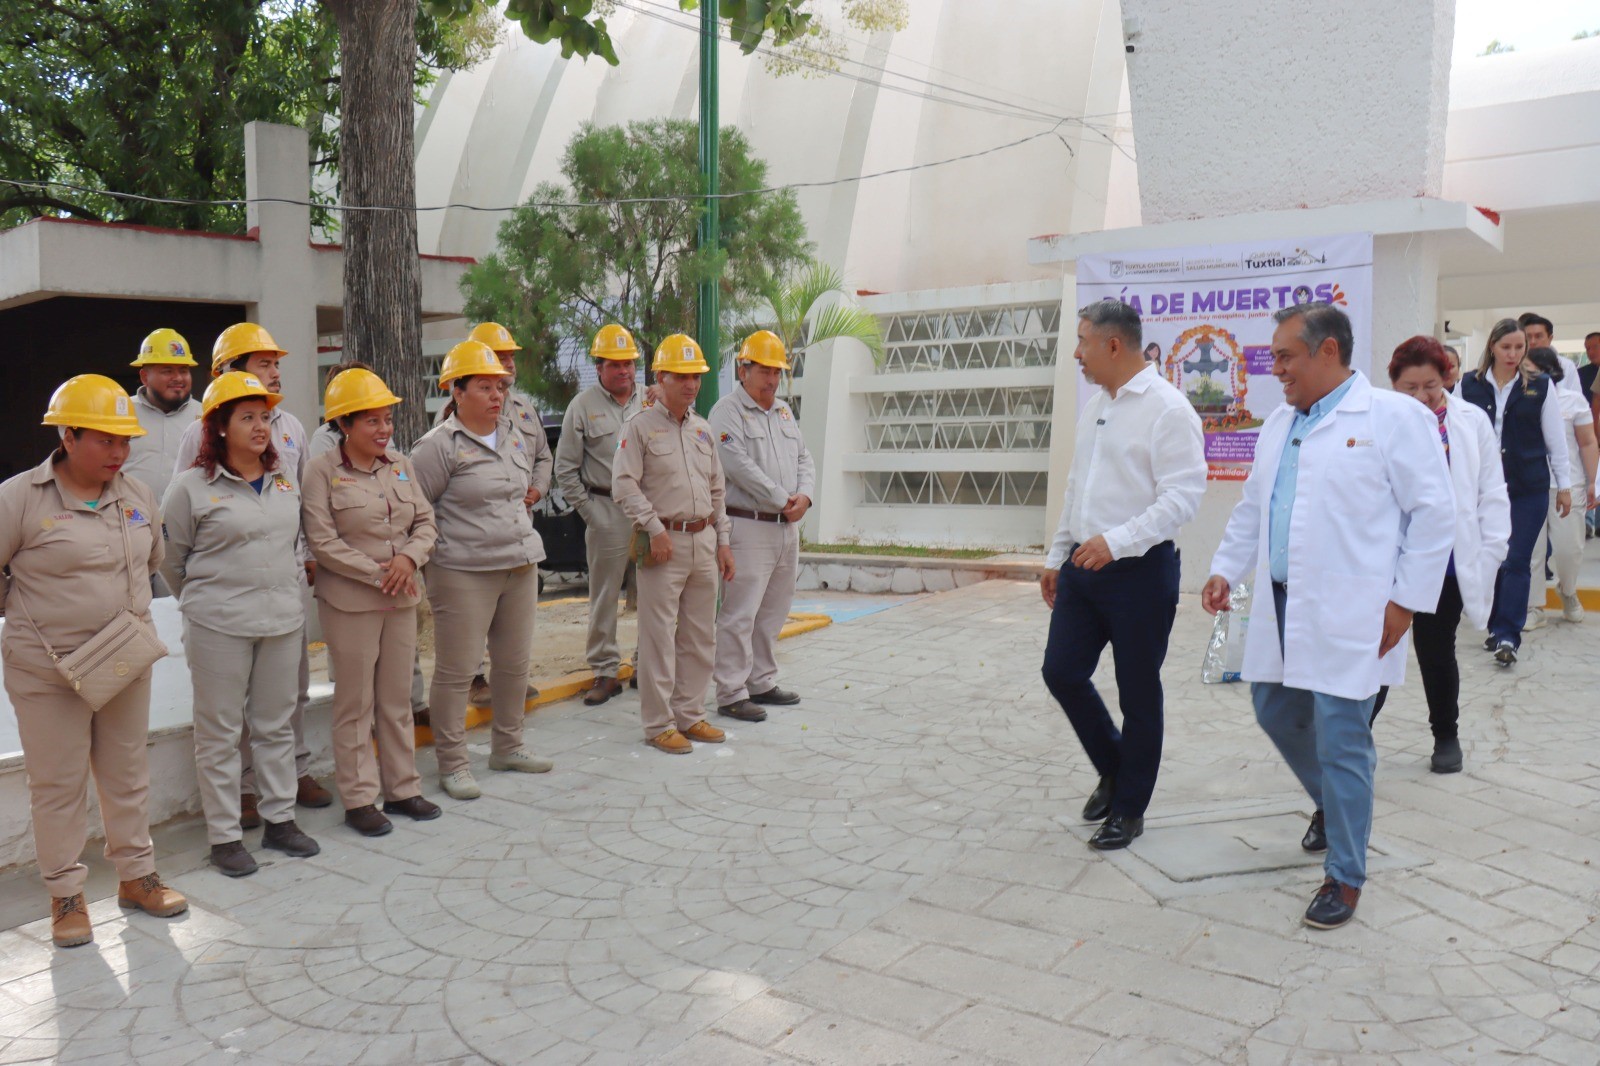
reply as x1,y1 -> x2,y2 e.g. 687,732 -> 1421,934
1076,233 -> 1374,480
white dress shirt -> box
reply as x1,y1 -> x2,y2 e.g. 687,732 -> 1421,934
1045,364 -> 1207,568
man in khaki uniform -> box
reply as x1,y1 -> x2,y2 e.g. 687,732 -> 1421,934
611,334 -> 736,754
709,331 -> 815,721
556,324 -> 643,706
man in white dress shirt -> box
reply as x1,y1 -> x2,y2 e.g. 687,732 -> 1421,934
1041,300 -> 1207,851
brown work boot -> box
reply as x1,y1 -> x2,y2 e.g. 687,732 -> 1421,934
647,727 -> 693,754
343,805 -> 393,838
681,721 -> 725,744
584,676 -> 624,706
296,775 -> 333,808
240,792 -> 262,829
117,873 -> 188,918
468,674 -> 492,706
412,705 -> 431,728
51,893 -> 92,948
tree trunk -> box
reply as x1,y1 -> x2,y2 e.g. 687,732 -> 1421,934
325,0 -> 428,447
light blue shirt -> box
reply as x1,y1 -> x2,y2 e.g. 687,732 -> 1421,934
1268,374 -> 1357,583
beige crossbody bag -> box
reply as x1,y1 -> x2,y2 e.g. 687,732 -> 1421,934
13,502 -> 168,710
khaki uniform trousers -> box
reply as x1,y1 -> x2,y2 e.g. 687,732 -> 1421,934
583,496 -> 636,677
714,518 -> 799,706
319,602 -> 423,810
4,655 -> 156,897
239,621 -> 312,792
636,527 -> 717,738
185,621 -> 302,845
427,564 -> 538,774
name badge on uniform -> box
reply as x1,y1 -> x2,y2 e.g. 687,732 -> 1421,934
123,506 -> 148,525
695,428 -> 712,444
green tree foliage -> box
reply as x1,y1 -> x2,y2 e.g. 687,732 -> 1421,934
731,258 -> 883,399
1479,39 -> 1515,55
0,1 -> 494,232
460,120 -> 810,410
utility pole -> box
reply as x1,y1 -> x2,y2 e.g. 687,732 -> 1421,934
695,0 -> 721,414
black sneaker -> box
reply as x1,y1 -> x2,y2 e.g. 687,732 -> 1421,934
1494,641 -> 1517,667
1483,635 -> 1497,653
1303,877 -> 1360,929
210,840 -> 259,878
1301,810 -> 1327,853
261,819 -> 321,858
1431,736 -> 1463,774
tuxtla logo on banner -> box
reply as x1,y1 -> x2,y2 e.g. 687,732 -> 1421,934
1077,233 -> 1374,480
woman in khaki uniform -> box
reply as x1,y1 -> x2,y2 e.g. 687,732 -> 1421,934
162,372 -> 319,877
0,376 -> 188,948
301,369 -> 440,837
411,341 -> 551,801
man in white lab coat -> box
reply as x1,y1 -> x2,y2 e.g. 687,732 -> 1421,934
1203,303 -> 1454,931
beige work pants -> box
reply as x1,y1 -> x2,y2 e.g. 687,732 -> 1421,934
636,528 -> 716,738
714,518 -> 799,706
426,564 -> 538,774
186,621 -> 301,845
4,654 -> 156,897
1529,485 -> 1588,609
319,602 -> 422,810
583,496 -> 636,677
239,623 -> 311,792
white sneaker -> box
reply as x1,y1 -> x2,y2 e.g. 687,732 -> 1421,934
1524,608 -> 1547,631
440,769 -> 481,800
1561,593 -> 1585,622
488,749 -> 553,774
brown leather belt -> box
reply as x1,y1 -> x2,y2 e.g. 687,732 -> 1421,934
586,484 -> 611,498
726,507 -> 787,523
663,517 -> 709,533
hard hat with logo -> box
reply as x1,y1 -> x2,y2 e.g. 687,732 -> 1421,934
323,368 -> 403,422
131,328 -> 198,368
201,371 -> 284,418
439,340 -> 512,389
652,334 -> 710,375
467,321 -> 521,353
42,375 -> 147,437
591,323 -> 640,361
737,329 -> 791,370
211,322 -> 289,377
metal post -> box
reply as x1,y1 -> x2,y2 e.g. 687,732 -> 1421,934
695,0 -> 721,415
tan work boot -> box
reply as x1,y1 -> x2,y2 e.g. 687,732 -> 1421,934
681,721 -> 725,744
51,893 -> 92,948
468,674 -> 492,706
118,873 -> 189,918
647,728 -> 693,754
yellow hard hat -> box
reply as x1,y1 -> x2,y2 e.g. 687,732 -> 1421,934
201,371 -> 283,418
652,334 -> 711,375
591,324 -> 640,361
737,329 -> 791,370
467,321 -> 521,353
211,322 -> 288,377
42,375 -> 146,438
439,340 -> 511,389
131,328 -> 198,368
323,368 -> 403,422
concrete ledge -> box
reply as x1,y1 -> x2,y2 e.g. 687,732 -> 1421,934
798,551 -> 1045,594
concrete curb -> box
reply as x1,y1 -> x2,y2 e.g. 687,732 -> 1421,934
797,551 -> 1044,594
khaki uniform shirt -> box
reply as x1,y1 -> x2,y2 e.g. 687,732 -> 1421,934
173,404 -> 309,485
410,415 -> 546,571
308,421 -> 341,459
125,390 -> 201,501
707,386 -> 816,513
555,383 -> 642,509
0,459 -> 163,665
612,403 -> 731,545
301,448 -> 438,612
160,463 -> 306,638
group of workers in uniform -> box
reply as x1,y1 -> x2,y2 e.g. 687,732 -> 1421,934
2,313 -> 813,949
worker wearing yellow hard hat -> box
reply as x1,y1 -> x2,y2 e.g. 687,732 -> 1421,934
1,375 -> 187,947
555,324 -> 644,706
301,367 -> 441,838
611,333 -> 735,754
410,339 -> 554,800
708,330 -> 815,724
124,329 -> 202,501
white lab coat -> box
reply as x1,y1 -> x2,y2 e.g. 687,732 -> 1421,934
1441,394 -> 1510,630
1210,372 -> 1456,700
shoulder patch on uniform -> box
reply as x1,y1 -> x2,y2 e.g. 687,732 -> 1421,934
695,428 -> 712,444
282,433 -> 298,449
778,408 -> 792,421
272,474 -> 294,493
719,432 -> 731,443
123,506 -> 148,524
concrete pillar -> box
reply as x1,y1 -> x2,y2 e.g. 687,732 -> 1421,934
800,338 -> 873,544
245,121 -> 319,430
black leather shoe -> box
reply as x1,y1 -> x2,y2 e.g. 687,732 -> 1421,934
1088,814 -> 1143,850
1082,775 -> 1114,822
1303,877 -> 1360,929
344,805 -> 393,837
1483,635 -> 1498,653
749,686 -> 800,706
383,796 -> 443,821
261,819 -> 321,858
1431,736 -> 1463,774
209,841 -> 258,878
1302,810 -> 1327,853
717,699 -> 768,722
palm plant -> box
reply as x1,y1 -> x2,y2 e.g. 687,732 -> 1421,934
730,258 -> 884,401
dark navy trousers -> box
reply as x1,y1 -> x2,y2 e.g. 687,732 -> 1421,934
1041,541 -> 1180,818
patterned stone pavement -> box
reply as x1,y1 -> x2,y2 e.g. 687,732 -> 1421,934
1,579 -> 1598,1064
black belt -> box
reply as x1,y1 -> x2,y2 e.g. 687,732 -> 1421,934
663,517 -> 709,533
586,484 -> 611,498
727,506 -> 787,523
1272,581 -> 1288,596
